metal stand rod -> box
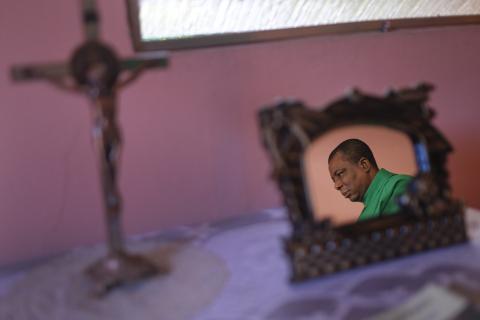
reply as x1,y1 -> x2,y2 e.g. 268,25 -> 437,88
91,95 -> 125,255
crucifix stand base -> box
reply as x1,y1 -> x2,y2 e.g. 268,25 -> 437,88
86,252 -> 167,296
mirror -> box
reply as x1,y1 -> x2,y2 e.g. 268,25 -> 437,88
258,83 -> 467,281
304,125 -> 416,225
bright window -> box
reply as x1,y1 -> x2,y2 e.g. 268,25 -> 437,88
127,0 -> 480,50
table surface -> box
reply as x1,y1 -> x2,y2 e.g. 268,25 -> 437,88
2,207 -> 480,320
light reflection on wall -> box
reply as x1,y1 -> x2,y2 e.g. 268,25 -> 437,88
139,0 -> 480,40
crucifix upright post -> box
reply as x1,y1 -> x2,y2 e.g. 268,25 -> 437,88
11,0 -> 169,295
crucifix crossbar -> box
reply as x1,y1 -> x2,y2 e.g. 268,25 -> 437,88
11,0 -> 169,295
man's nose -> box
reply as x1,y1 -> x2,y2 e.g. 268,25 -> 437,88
334,179 -> 342,190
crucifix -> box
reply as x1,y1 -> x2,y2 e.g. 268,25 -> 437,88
11,0 -> 169,295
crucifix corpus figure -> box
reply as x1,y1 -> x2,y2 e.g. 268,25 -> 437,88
11,0 -> 169,295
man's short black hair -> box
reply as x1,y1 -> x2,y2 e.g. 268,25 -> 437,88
328,139 -> 378,169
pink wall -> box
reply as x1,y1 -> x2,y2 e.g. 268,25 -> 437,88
1,0 -> 480,267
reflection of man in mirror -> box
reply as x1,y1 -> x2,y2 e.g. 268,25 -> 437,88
328,139 -> 412,221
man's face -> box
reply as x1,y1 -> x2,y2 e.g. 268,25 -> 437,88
328,152 -> 371,202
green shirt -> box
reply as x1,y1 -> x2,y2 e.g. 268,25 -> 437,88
358,169 -> 412,221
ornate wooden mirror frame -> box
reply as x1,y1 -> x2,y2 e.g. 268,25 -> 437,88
258,83 -> 467,281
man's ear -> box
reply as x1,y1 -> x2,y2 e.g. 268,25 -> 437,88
358,157 -> 371,172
